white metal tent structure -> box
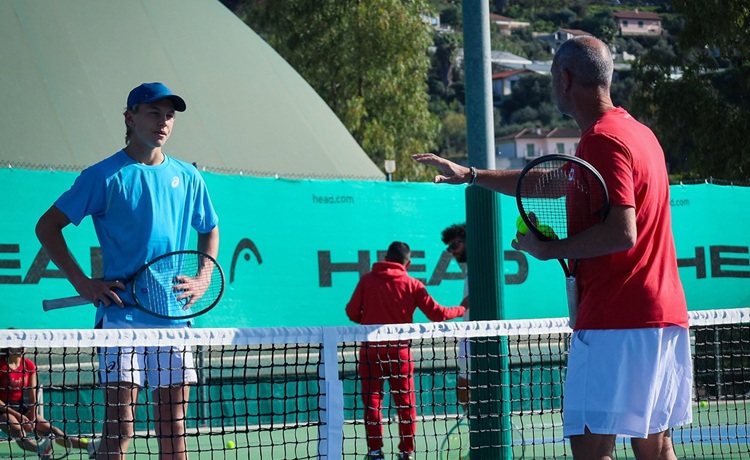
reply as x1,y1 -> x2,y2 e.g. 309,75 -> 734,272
0,0 -> 384,179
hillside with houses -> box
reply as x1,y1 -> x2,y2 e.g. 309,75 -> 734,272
231,0 -> 748,181
424,1 -> 677,168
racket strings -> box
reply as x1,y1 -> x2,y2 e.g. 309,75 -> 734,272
518,159 -> 607,240
519,162 -> 571,239
134,252 -> 223,318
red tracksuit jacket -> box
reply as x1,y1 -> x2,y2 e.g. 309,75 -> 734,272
345,261 -> 465,325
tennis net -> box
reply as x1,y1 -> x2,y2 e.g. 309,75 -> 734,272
0,308 -> 747,459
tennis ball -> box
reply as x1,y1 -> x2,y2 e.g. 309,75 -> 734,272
515,216 -> 529,235
79,438 -> 89,446
537,224 -> 558,240
226,440 -> 236,449
700,400 -> 708,408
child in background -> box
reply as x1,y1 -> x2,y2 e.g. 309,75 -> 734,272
346,242 -> 466,460
0,344 -> 94,458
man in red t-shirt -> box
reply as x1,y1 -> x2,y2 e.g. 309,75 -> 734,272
346,241 -> 465,460
413,35 -> 691,460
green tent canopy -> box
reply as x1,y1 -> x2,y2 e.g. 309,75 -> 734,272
0,0 -> 384,180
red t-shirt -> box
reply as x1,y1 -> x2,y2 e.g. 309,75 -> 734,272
573,108 -> 688,330
346,261 -> 465,325
0,356 -> 36,404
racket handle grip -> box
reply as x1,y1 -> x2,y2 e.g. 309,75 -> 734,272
565,276 -> 578,329
43,295 -> 90,311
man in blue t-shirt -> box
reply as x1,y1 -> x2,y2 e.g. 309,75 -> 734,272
36,82 -> 219,460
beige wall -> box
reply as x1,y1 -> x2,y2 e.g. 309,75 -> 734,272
618,19 -> 662,35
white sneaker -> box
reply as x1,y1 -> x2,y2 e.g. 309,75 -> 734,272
37,437 -> 52,460
87,438 -> 100,459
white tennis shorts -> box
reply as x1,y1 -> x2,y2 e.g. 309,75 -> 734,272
98,318 -> 197,387
98,345 -> 197,388
563,326 -> 693,438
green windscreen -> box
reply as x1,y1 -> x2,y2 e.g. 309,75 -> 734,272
1,169 -> 748,329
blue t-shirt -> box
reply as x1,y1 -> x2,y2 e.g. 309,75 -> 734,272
55,150 -> 219,327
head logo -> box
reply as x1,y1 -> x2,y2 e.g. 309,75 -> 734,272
171,176 -> 180,188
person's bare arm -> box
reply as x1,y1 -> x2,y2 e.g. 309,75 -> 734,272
412,153 -> 521,196
513,205 -> 636,261
24,372 -> 39,422
35,206 -> 125,306
0,397 -> 22,420
197,226 -> 220,259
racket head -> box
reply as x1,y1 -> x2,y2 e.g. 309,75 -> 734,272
131,250 -> 224,320
516,154 -> 609,242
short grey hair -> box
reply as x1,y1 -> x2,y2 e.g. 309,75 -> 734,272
553,36 -> 613,89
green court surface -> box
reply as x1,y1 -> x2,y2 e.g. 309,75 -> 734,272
1,401 -> 746,459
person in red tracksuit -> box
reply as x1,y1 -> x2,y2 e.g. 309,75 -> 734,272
346,241 -> 465,460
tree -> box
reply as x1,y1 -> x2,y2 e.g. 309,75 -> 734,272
437,111 -> 468,157
433,32 -> 461,92
630,0 -> 750,180
672,0 -> 750,66
239,0 -> 439,180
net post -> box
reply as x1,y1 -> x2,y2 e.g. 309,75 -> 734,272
318,327 -> 344,459
462,0 -> 511,453
465,186 -> 512,458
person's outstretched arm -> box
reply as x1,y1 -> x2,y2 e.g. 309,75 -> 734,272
414,283 -> 465,322
412,153 -> 521,196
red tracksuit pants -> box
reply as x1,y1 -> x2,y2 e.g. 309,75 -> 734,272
358,343 -> 416,453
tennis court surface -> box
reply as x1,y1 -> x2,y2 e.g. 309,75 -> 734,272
0,308 -> 747,459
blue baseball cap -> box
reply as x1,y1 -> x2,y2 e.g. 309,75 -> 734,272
127,82 -> 186,112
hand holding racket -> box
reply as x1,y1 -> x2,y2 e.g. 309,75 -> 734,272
42,250 -> 224,320
515,154 -> 609,328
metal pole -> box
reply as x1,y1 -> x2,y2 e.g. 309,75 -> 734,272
462,0 -> 511,457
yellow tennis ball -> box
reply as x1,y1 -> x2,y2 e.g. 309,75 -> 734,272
537,224 -> 558,240
515,216 -> 529,235
700,400 -> 708,408
226,440 -> 236,449
79,438 -> 89,446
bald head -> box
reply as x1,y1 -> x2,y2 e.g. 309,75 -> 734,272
552,36 -> 613,90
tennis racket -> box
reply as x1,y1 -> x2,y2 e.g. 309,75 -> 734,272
516,154 -> 609,328
42,250 -> 224,320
